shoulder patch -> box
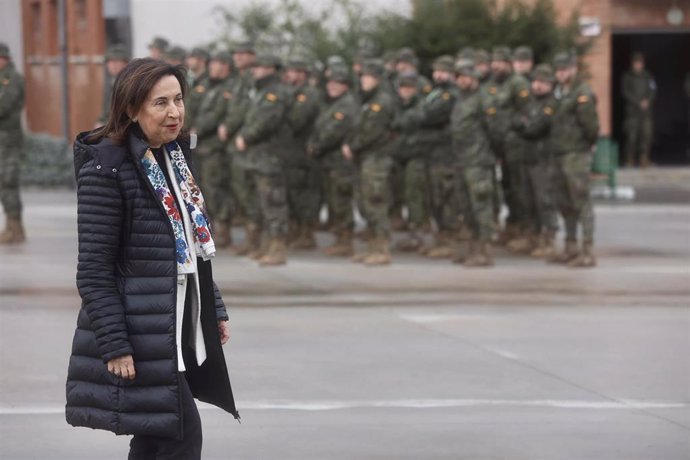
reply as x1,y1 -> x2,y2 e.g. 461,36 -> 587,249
442,92 -> 451,101
486,107 -> 497,116
577,95 -> 589,104
223,90 -> 233,100
297,94 -> 307,103
519,89 -> 529,98
266,92 -> 278,102
488,86 -> 497,95
194,85 -> 206,93
543,106 -> 554,116
423,84 -> 432,94
333,111 -> 345,120
370,103 -> 382,113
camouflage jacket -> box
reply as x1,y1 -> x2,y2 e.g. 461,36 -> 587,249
307,91 -> 357,170
551,79 -> 600,156
450,86 -> 494,168
482,72 -> 530,157
622,69 -> 656,116
284,83 -> 321,165
415,81 -> 458,162
221,73 -> 251,145
186,71 -> 210,126
513,94 -> 557,164
193,76 -> 234,155
0,63 -> 25,132
390,94 -> 426,163
346,84 -> 395,160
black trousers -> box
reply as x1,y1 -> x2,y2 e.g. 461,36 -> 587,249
129,280 -> 202,459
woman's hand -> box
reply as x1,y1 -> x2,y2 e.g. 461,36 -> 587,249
218,320 -> 231,345
107,355 -> 136,380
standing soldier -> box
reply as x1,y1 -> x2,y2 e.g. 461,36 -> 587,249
512,64 -> 559,259
450,64 -> 496,267
474,50 -> 491,87
0,43 -> 25,244
622,52 -> 656,168
95,44 -> 129,128
163,46 -> 187,66
147,36 -> 169,60
549,52 -> 600,268
391,71 -> 430,252
284,58 -> 322,249
189,51 -> 234,247
307,67 -> 358,257
185,47 -> 211,125
418,55 -> 459,259
235,54 -> 290,266
342,59 -> 396,266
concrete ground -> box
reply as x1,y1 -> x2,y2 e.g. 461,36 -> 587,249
0,190 -> 689,459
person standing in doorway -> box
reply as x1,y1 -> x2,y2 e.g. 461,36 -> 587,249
622,52 -> 656,168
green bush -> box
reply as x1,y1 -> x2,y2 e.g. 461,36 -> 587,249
20,132 -> 74,188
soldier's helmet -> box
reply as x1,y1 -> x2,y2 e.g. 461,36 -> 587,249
0,43 -> 12,59
189,47 -> 211,62
553,52 -> 576,70
105,44 -> 130,62
397,70 -> 419,88
287,56 -> 310,73
232,41 -> 256,55
396,47 -> 419,67
512,46 -> 534,62
327,55 -> 347,70
455,62 -> 478,79
211,50 -> 234,65
491,46 -> 512,63
253,53 -> 283,69
432,55 -> 456,73
327,66 -> 351,85
361,59 -> 386,78
148,36 -> 170,51
473,49 -> 491,65
532,63 -> 555,83
165,46 -> 187,62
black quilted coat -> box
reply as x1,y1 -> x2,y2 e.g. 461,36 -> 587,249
65,130 -> 239,439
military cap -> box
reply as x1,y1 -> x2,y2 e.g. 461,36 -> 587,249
512,46 -> 533,61
397,71 -> 419,87
105,44 -> 129,61
327,55 -> 347,69
165,46 -> 187,61
397,47 -> 419,66
455,62 -> 477,78
382,50 -> 398,64
353,48 -> 377,64
233,41 -> 256,54
492,46 -> 512,62
328,66 -> 351,84
553,52 -> 576,70
211,50 -> 233,65
253,53 -> 282,69
631,52 -> 645,62
148,36 -> 169,51
0,43 -> 12,58
432,55 -> 456,73
287,57 -> 310,72
532,63 -> 555,83
189,47 -> 211,61
361,59 -> 386,78
457,46 -> 475,60
474,49 -> 490,65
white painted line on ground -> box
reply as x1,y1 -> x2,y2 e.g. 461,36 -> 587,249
2,399 -> 687,415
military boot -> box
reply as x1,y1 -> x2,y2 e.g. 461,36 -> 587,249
290,224 -> 317,250
497,222 -> 518,246
235,223 -> 260,256
465,242 -> 494,268
363,238 -> 392,266
395,227 -> 423,252
547,239 -> 579,264
213,220 -> 232,248
427,232 -> 454,259
453,240 -> 476,265
249,236 -> 271,260
568,242 -> 597,268
258,238 -> 288,266
0,216 -> 26,245
352,237 -> 374,263
323,230 -> 354,257
531,231 -> 555,258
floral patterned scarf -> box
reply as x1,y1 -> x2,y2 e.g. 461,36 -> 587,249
141,141 -> 215,273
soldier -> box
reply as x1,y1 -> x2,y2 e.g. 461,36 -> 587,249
235,54 -> 291,266
512,46 -> 534,78
395,48 -> 433,96
232,41 -> 257,77
622,52 -> 656,168
512,64 -> 559,259
0,43 -> 26,244
450,64 -> 496,267
474,50 -> 491,86
189,51 -> 234,248
307,67 -> 358,257
417,55 -> 460,259
95,44 -> 129,128
164,46 -> 187,66
185,47 -> 210,124
284,58 -> 322,249
549,52 -> 600,268
391,71 -> 430,252
148,36 -> 169,60
342,59 -> 396,266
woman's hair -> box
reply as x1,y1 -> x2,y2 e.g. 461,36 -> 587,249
87,58 -> 189,144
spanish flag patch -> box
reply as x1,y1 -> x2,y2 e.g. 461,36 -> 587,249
486,107 -> 497,116
577,95 -> 589,104
266,93 -> 278,102
543,106 -> 554,115
334,111 -> 345,120
489,86 -> 497,95
223,91 -> 233,100
2,78 -> 10,86
297,94 -> 307,103
194,85 -> 205,93
519,89 -> 529,98
370,103 -> 382,113
442,92 -> 451,101
423,84 -> 432,94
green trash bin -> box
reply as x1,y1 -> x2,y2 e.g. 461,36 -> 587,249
592,137 -> 618,195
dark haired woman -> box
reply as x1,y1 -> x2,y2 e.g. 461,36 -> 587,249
65,58 -> 239,459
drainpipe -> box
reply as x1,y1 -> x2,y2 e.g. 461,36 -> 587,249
57,0 -> 70,143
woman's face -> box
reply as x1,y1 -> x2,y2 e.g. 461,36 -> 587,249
134,75 -> 185,148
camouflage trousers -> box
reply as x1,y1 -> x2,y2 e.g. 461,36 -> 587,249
429,161 -> 460,233
195,150 -> 232,223
624,113 -> 653,164
246,151 -> 288,239
552,152 -> 594,244
403,158 -> 430,228
230,150 -> 253,222
389,158 -> 405,218
0,132 -> 24,218
501,157 -> 529,228
356,155 -> 392,239
525,160 -> 558,234
455,165 -> 495,242
286,156 -> 322,226
323,161 -> 355,234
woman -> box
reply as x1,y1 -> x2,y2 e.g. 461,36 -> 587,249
65,58 -> 239,459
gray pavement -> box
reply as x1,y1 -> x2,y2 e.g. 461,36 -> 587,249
1,190 -> 689,459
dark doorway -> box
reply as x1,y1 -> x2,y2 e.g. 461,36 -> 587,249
611,32 -> 690,165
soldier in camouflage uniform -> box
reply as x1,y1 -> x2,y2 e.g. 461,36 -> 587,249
474,50 -> 492,87
343,59 -> 396,266
185,47 -> 210,125
190,51 -> 235,248
0,43 -> 26,244
549,52 -> 600,268
417,55 -> 460,259
307,67 -> 358,257
512,64 -> 559,259
164,46 -> 186,66
148,36 -> 169,60
622,52 -> 656,168
96,44 -> 129,128
284,58 -> 322,249
391,71 -> 430,252
236,54 -> 291,266
450,64 -> 496,267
